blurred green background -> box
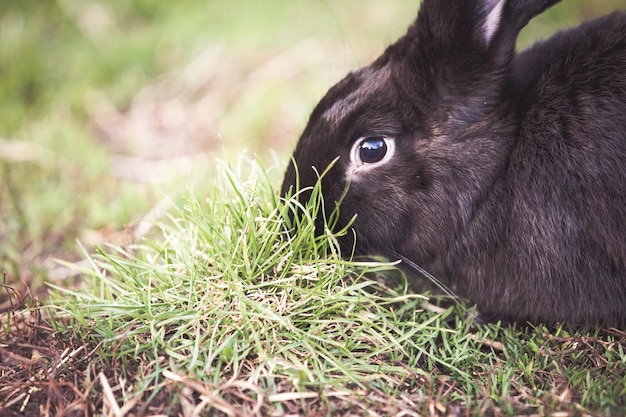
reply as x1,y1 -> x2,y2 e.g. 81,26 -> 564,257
0,0 -> 622,302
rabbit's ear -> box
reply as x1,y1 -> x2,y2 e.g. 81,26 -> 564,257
409,0 -> 561,64
394,0 -> 561,120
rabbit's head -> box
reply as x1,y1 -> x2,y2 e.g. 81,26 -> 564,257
281,0 -> 560,265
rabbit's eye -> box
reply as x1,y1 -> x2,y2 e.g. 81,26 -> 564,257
348,136 -> 395,178
358,137 -> 388,163
355,136 -> 395,166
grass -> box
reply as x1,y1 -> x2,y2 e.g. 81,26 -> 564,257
1,0 -> 625,415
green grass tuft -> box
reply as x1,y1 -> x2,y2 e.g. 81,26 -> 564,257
49,157 -> 449,410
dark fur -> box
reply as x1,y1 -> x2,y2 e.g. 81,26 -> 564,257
281,0 -> 626,326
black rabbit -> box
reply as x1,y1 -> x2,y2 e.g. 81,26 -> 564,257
281,0 -> 626,326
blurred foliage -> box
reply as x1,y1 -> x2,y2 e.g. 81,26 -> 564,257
0,0 -> 620,133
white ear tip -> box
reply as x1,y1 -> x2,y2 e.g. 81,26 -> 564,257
483,0 -> 506,44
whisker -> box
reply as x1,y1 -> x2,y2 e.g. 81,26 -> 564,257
386,250 -> 465,309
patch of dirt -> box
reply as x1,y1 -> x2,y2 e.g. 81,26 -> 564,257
0,304 -> 87,416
